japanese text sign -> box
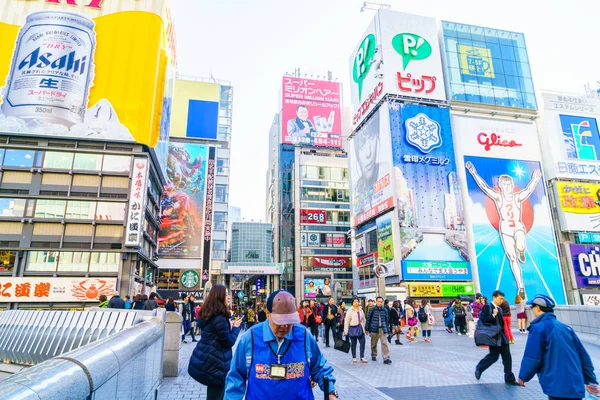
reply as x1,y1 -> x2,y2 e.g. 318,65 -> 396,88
125,157 -> 148,247
0,277 -> 116,302
554,181 -> 600,232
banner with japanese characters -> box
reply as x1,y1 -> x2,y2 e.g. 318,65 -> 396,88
452,114 -> 566,304
281,76 -> 342,148
0,277 -> 116,302
540,92 -> 600,180
350,103 -> 394,227
125,157 -> 149,247
390,101 -> 470,281
553,181 -> 600,232
350,10 -> 446,129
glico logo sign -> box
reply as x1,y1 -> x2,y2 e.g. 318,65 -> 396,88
477,132 -> 523,152
353,81 -> 383,125
46,0 -> 104,9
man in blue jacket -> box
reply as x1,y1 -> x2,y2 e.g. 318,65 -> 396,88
366,296 -> 391,364
224,290 -> 338,399
518,294 -> 599,400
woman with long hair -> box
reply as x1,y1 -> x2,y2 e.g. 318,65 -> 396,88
132,294 -> 145,310
405,299 -> 417,342
516,295 -> 527,333
308,299 -> 321,340
344,297 -> 367,363
420,299 -> 433,342
188,285 -> 242,400
165,297 -> 176,312
388,301 -> 403,345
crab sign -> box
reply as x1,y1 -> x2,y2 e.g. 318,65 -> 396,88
71,279 -> 114,301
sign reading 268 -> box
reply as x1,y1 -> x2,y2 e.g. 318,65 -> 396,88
301,209 -> 327,224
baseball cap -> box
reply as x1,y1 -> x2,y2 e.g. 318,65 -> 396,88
527,294 -> 556,308
475,293 -> 482,299
266,290 -> 300,325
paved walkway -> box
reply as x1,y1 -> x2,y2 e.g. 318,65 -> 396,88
159,327 -> 600,400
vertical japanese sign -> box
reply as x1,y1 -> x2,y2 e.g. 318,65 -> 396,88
125,157 -> 149,247
0,277 -> 116,302
350,104 -> 394,226
553,181 -> 600,232
453,115 -> 566,304
376,212 -> 395,276
540,92 -> 600,180
390,102 -> 470,281
281,77 -> 342,148
201,147 -> 216,287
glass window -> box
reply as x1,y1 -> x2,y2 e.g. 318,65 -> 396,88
0,149 -> 4,165
35,199 -> 67,218
215,185 -> 228,203
102,155 -> 130,172
73,153 -> 103,171
96,202 -> 126,220
27,250 -> 59,272
43,152 -> 73,169
214,221 -> 227,230
214,212 -> 227,222
57,251 -> 90,272
66,201 -> 95,220
0,198 -> 26,217
330,168 -> 343,181
3,149 -> 35,167
303,166 -> 319,180
0,251 -> 16,273
213,240 -> 226,250
89,252 -> 120,272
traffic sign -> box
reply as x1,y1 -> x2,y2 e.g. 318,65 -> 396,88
237,291 -> 245,299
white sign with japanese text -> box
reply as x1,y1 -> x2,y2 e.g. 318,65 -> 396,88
540,92 -> 600,180
582,293 -> 600,306
0,277 -> 117,302
125,157 -> 149,247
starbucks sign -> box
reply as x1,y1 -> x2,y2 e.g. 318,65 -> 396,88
180,270 -> 199,289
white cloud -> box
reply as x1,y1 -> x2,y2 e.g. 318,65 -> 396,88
465,197 -> 488,225
533,201 -> 552,227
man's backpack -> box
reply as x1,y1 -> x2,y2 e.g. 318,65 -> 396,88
418,307 -> 428,323
443,307 -> 450,319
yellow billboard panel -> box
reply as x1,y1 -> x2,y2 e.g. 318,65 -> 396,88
171,80 -> 220,138
0,0 -> 176,149
555,181 -> 600,215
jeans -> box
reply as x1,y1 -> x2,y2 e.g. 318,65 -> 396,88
350,333 -> 365,359
310,323 -> 319,340
182,319 -> 195,341
324,322 -> 337,346
422,329 -> 431,337
206,385 -> 224,400
370,328 -> 390,359
503,316 -> 514,342
476,342 -> 516,382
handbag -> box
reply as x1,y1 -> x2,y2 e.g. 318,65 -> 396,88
474,321 -> 503,347
407,317 -> 418,326
314,315 -> 322,324
334,337 -> 350,353
428,313 -> 435,326
348,309 -> 364,337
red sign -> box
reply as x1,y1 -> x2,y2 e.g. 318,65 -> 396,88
301,209 -> 327,224
477,132 -> 523,152
326,234 -> 346,248
281,77 -> 342,148
353,197 -> 394,227
312,256 -> 352,268
357,252 -> 378,268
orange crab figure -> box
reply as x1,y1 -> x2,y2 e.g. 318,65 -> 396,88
71,279 -> 114,302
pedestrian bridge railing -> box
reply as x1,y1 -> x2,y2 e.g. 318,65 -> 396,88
0,308 -> 168,400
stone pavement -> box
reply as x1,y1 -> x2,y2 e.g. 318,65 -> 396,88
158,326 -> 600,400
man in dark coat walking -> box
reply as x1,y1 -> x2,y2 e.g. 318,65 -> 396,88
323,297 -> 338,347
108,291 -> 125,309
475,290 -> 519,385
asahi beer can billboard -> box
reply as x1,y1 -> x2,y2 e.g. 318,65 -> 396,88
0,0 -> 176,150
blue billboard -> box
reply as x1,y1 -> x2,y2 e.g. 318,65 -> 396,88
560,114 -> 600,161
187,99 -> 219,139
442,21 -> 537,110
390,102 -> 471,281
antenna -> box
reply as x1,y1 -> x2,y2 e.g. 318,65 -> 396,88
360,2 -> 391,12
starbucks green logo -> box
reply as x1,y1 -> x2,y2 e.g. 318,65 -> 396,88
180,270 -> 199,288
392,33 -> 432,70
352,33 -> 376,102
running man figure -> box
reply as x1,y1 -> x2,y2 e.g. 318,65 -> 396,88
465,161 -> 542,298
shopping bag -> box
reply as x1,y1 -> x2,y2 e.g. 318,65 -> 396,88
334,337 -> 350,353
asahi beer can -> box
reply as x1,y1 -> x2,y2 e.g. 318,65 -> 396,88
1,11 -> 96,127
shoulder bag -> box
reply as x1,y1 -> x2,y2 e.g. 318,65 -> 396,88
474,319 -> 503,347
348,310 -> 364,337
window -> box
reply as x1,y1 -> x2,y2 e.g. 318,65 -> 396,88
27,251 -> 59,272
3,149 -> 35,167
0,198 -> 26,217
66,201 -> 95,220
0,149 -> 4,165
215,185 -> 228,203
214,212 -> 227,221
96,202 -> 126,220
57,251 -> 90,272
213,240 -> 226,250
35,200 -> 67,218
214,221 -> 227,230
0,251 -> 16,273
73,153 -> 102,171
89,252 -> 120,272
212,249 -> 227,260
330,168 -> 343,181
102,155 -> 130,172
43,152 -> 73,169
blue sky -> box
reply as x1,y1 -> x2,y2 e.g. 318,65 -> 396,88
172,0 -> 600,220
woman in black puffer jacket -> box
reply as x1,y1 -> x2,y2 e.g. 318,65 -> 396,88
188,284 -> 242,400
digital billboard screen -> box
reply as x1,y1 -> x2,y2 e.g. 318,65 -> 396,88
303,277 -> 333,298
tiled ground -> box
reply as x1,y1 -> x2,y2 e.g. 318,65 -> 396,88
159,326 -> 600,399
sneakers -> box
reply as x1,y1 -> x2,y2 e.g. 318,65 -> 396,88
383,359 -> 392,365
457,333 -> 462,336
387,335 -> 392,344
509,340 -> 515,344
475,369 -> 481,380
372,357 -> 377,361
395,340 -> 403,345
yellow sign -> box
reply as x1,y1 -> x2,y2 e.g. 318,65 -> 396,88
170,80 -> 220,138
408,283 -> 442,297
0,0 -> 176,149
556,182 -> 600,215
458,44 -> 495,79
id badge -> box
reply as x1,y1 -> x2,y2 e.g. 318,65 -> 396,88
270,364 -> 287,380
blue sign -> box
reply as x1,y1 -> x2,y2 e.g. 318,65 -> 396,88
578,232 -> 600,244
560,115 -> 600,161
256,277 -> 264,292
390,102 -> 471,281
442,21 -> 536,110
237,291 -> 245,299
